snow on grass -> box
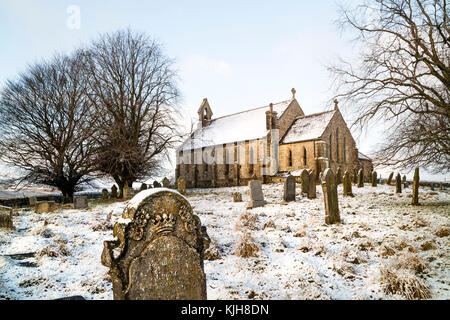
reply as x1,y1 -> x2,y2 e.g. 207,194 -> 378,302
0,183 -> 448,300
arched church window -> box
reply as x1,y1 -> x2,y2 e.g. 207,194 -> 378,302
288,149 -> 293,167
303,147 -> 307,166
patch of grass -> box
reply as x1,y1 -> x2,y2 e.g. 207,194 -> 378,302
434,226 -> 449,238
379,267 -> 431,300
233,233 -> 260,258
235,212 -> 258,231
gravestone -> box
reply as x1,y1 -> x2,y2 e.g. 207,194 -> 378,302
353,168 -> 358,184
111,185 -> 118,199
308,171 -> 316,199
387,172 -> 394,186
35,201 -> 57,213
283,175 -> 296,202
430,183 -> 435,191
247,180 -> 266,209
177,177 -> 186,195
101,189 -> 209,300
357,169 -> 364,188
322,169 -> 340,225
0,206 -> 13,229
404,181 -> 409,189
336,168 -> 342,185
140,183 -> 148,191
343,171 -> 353,197
102,189 -> 109,200
402,175 -> 407,184
395,173 -> 402,193
124,187 -> 135,200
440,182 -> 444,191
412,168 -> 420,205
372,171 -> 378,187
29,197 -> 37,206
74,196 -> 88,209
153,181 -> 162,188
232,192 -> 242,202
162,177 -> 170,188
300,169 -> 310,195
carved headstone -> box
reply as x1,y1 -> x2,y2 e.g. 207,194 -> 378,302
343,171 -> 353,197
395,173 -> 402,194
29,197 -> 37,206
300,169 -> 310,195
412,168 -> 420,205
247,180 -> 266,208
372,171 -> 378,187
0,206 -> 13,229
322,169 -> 340,225
74,196 -> 88,209
308,171 -> 316,199
140,183 -> 148,191
336,167 -> 342,185
101,189 -> 209,300
35,201 -> 57,213
111,185 -> 118,199
283,175 -> 296,202
357,169 -> 364,188
177,177 -> 186,195
232,192 -> 243,202
102,189 -> 109,200
153,181 -> 162,188
162,177 -> 170,188
387,172 -> 394,186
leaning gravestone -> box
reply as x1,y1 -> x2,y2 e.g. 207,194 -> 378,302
111,185 -> 118,199
35,201 -> 57,213
247,180 -> 266,208
343,171 -> 353,197
102,189 -> 109,200
101,189 -> 209,300
74,196 -> 88,209
308,171 -> 316,199
0,206 -> 14,229
395,173 -> 402,194
387,172 -> 394,186
412,168 -> 420,205
336,167 -> 342,185
322,169 -> 340,225
300,169 -> 310,196
372,171 -> 378,187
177,177 -> 186,195
29,197 -> 37,206
283,175 -> 296,202
357,169 -> 364,188
162,177 -> 170,188
153,181 -> 162,188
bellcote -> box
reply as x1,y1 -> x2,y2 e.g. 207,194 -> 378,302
198,98 -> 213,128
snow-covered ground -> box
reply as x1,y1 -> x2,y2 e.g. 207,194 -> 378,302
0,183 -> 448,300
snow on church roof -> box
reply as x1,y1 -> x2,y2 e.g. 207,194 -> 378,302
358,152 -> 371,161
179,99 -> 294,151
281,110 -> 336,144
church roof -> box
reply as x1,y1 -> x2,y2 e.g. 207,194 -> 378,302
358,152 -> 371,161
281,110 -> 336,144
179,99 -> 294,151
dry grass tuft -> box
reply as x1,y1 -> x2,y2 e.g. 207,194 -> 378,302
380,245 -> 396,257
420,241 -> 436,251
263,220 -> 276,230
235,212 -> 258,231
234,233 -> 260,258
379,267 -> 431,300
434,226 -> 449,238
204,241 -> 222,261
395,253 -> 428,274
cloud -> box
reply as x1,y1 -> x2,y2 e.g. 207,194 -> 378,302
182,56 -> 232,77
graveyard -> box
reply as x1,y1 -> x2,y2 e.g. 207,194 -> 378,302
0,177 -> 448,300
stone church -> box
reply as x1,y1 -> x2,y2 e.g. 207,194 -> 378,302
176,88 -> 373,188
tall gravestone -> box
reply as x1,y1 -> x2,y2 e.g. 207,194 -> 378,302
101,189 -> 209,300
430,183 -> 435,191
343,171 -> 353,197
322,169 -> 340,225
102,189 -> 109,200
283,175 -> 296,202
336,167 -> 342,185
111,185 -> 118,199
162,177 -> 170,188
74,196 -> 88,209
140,183 -> 148,191
0,206 -> 14,229
402,175 -> 407,184
300,169 -> 310,196
177,177 -> 186,195
353,168 -> 358,184
395,173 -> 402,193
308,171 -> 316,199
357,169 -> 364,188
412,168 -> 420,205
372,171 -> 378,187
387,172 -> 394,186
247,180 -> 266,208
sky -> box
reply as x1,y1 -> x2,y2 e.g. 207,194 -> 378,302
0,0 -> 446,181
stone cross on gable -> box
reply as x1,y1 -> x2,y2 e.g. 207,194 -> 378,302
291,88 -> 296,99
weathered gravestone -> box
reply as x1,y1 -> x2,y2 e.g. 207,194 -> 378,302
101,189 -> 209,300
300,169 -> 310,196
322,169 -> 341,225
140,183 -> 148,191
162,177 -> 170,188
29,197 -> 37,206
357,169 -> 364,188
336,168 -> 342,185
153,181 -> 162,188
404,181 -> 409,189
35,201 -> 57,213
0,206 -> 14,229
412,168 -> 420,205
402,175 -> 407,184
283,175 -> 296,202
353,168 -> 358,184
102,189 -> 109,200
308,171 -> 316,199
111,185 -> 118,199
343,171 -> 353,197
387,172 -> 394,186
232,192 -> 243,202
177,177 -> 186,195
74,196 -> 88,209
395,173 -> 402,194
440,182 -> 444,191
430,183 -> 435,191
247,180 -> 266,209
372,171 -> 378,187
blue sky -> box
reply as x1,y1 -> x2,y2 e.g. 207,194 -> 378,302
0,0 -> 446,181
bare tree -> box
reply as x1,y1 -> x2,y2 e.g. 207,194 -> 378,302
329,0 -> 449,173
0,53 -> 98,198
85,29 -> 181,196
